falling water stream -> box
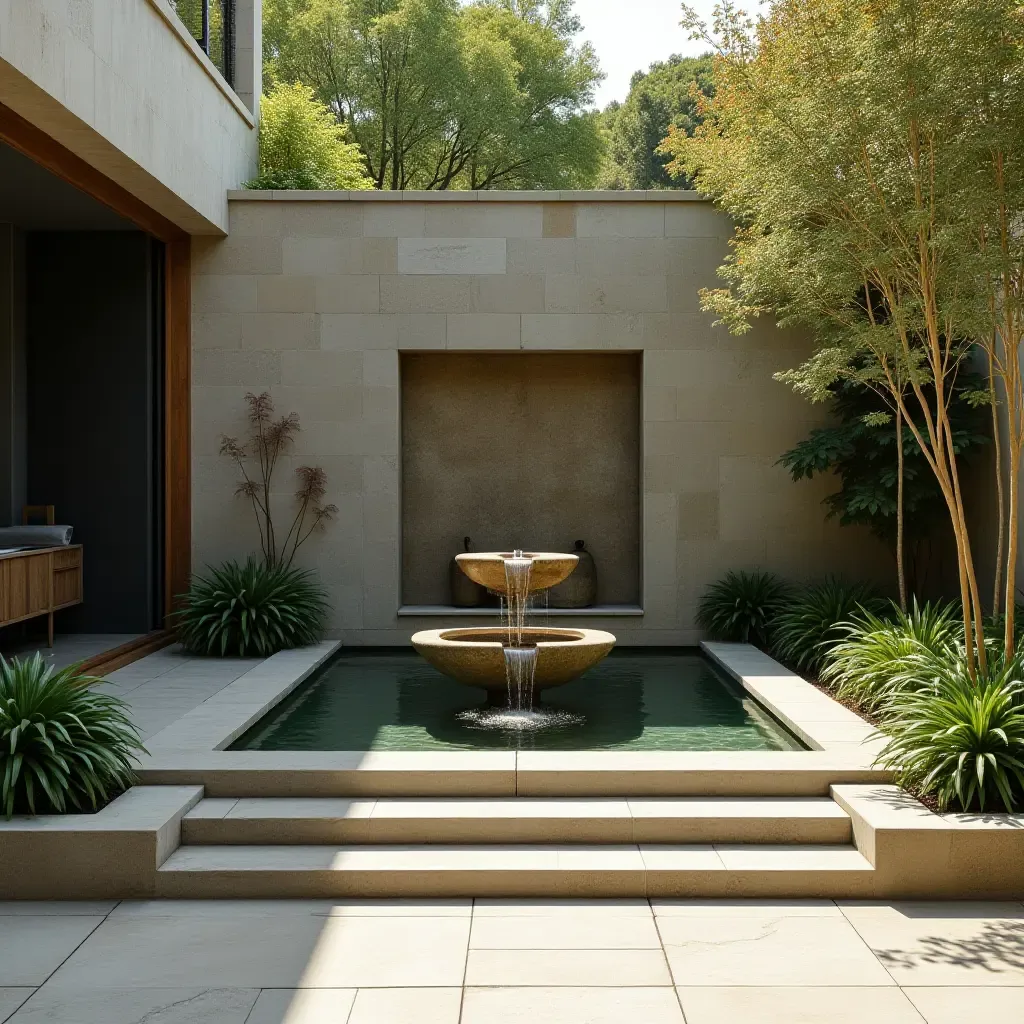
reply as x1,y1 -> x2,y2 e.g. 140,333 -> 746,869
458,549 -> 583,735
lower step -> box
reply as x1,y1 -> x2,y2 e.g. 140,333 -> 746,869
157,844 -> 875,898
181,796 -> 852,846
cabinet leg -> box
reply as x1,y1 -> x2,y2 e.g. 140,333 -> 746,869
48,612 -> 54,648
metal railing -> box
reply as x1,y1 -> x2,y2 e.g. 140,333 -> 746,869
168,0 -> 235,87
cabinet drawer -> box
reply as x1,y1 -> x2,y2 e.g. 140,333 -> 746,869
53,548 -> 82,570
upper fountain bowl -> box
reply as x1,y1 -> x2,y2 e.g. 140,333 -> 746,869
455,551 -> 578,594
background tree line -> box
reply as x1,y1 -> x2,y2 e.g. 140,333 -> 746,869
255,0 -> 715,191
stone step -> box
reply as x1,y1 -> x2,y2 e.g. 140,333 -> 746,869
156,843 -> 876,899
181,796 -> 852,846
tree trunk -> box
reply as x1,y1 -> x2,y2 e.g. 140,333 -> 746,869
896,405 -> 907,611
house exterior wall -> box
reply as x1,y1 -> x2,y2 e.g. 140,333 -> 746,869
0,0 -> 258,235
191,191 -> 890,645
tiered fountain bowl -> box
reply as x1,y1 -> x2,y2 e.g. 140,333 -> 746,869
411,551 -> 616,691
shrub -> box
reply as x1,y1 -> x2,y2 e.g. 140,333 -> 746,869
821,599 -> 961,713
696,570 -> 792,646
246,82 -> 373,191
772,577 -> 885,673
0,654 -> 142,817
876,647 -> 1024,812
176,557 -> 329,657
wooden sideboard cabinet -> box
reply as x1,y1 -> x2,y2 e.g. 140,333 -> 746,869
0,545 -> 83,646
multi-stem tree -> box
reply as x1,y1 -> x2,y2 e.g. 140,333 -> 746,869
661,0 -> 1024,677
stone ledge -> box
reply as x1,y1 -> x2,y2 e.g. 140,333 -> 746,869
0,785 -> 202,899
832,784 -> 1024,898
227,189 -> 712,203
701,642 -> 883,760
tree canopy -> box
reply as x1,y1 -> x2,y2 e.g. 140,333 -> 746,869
263,0 -> 603,190
665,0 -> 1024,669
598,54 -> 713,189
247,82 -> 373,189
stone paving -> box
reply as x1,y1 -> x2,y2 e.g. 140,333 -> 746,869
99,646 -> 265,741
0,897 -> 1021,1022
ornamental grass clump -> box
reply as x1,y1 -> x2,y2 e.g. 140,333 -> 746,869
696,570 -> 792,647
876,646 -> 1024,812
176,558 -> 329,658
771,577 -> 885,674
0,654 -> 142,818
821,600 -> 962,714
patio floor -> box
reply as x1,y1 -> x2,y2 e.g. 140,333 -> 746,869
0,897 -> 1020,1022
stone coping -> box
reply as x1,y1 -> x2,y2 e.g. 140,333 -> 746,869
227,189 -> 712,203
701,642 -> 883,757
129,641 -> 892,796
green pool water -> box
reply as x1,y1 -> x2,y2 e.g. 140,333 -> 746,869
232,648 -> 804,752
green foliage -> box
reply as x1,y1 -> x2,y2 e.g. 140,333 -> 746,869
821,600 -> 962,713
778,372 -> 989,578
696,570 -> 792,646
876,647 -> 1024,812
264,0 -> 603,189
175,558 -> 330,657
247,82 -> 373,190
772,578 -> 885,673
598,54 -> 713,190
0,654 -> 142,818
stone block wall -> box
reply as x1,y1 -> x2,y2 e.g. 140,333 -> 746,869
191,192 -> 889,645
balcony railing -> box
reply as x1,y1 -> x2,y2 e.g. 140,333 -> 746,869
169,0 -> 235,87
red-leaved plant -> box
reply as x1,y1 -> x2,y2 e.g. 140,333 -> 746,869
220,392 -> 338,568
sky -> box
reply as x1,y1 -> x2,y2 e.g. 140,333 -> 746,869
573,0 -> 718,109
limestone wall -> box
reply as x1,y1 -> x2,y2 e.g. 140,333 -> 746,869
191,192 -> 890,645
0,0 -> 258,234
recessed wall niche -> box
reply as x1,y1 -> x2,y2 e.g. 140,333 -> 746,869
401,351 -> 641,607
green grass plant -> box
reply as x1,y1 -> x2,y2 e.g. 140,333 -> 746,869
175,557 -> 329,657
821,599 -> 961,713
696,570 -> 792,647
876,645 -> 1024,812
771,577 -> 885,673
0,653 -> 142,818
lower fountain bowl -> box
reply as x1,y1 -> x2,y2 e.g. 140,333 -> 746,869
411,626 -> 616,690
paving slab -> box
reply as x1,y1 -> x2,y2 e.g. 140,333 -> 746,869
0,916 -> 105,986
904,986 -> 1024,1022
245,988 -> 356,1024
464,948 -> 672,986
0,903 -> 117,916
677,986 -> 924,1023
43,912 -> 470,989
7,987 -> 258,1023
660,913 -> 896,986
651,899 -> 841,917
0,991 -> 33,1024
473,898 -> 653,917
840,902 -> 1024,985
469,913 -> 662,949
348,988 -> 463,1024
461,986 -> 685,1023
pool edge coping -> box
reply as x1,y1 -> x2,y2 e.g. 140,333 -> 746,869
130,641 -> 887,779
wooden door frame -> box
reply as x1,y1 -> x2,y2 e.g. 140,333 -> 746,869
0,101 -> 192,625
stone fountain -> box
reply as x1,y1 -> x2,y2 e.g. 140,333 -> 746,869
411,550 -> 616,716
